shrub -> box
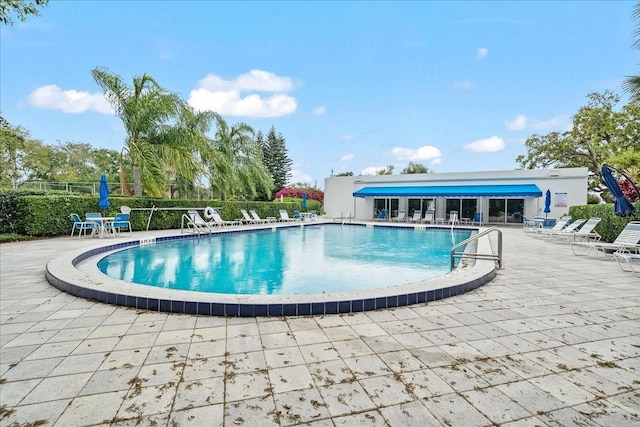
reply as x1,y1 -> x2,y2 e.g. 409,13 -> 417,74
275,188 -> 324,202
568,202 -> 640,242
0,190 -> 302,238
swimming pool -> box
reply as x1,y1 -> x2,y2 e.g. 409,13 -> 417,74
46,222 -> 498,316
97,225 -> 472,295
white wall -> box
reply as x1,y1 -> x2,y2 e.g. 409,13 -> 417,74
324,168 -> 589,222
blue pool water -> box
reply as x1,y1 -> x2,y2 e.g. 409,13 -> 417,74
97,225 -> 472,295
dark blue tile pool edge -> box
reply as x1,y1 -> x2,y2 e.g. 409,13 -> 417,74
46,228 -> 498,317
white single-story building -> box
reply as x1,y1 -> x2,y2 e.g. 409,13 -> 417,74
324,168 -> 589,225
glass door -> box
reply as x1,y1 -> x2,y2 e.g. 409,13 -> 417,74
489,198 -> 506,223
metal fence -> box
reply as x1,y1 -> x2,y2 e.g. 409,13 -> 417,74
17,181 -> 117,195
15,181 -> 215,199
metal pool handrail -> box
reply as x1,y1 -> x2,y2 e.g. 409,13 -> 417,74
450,227 -> 503,270
333,211 -> 353,224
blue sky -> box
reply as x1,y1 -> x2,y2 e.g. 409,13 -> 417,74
1,1 -> 637,188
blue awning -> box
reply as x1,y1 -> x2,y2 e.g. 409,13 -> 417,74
353,184 -> 543,198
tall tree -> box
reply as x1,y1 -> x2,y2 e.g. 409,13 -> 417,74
207,116 -> 272,200
401,162 -> 432,174
0,117 -> 28,188
0,0 -> 49,25
623,2 -> 640,103
92,67 -> 198,196
262,126 -> 292,192
376,165 -> 394,175
516,91 -> 640,191
20,138 -> 65,182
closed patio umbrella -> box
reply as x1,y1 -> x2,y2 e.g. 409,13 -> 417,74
99,174 -> 110,210
302,192 -> 308,211
602,164 -> 636,217
544,189 -> 551,218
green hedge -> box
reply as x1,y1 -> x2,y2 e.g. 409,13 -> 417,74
0,189 -> 46,234
568,202 -> 640,243
0,190 -> 315,238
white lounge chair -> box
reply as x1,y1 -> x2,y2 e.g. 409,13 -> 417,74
527,216 -> 571,235
279,209 -> 299,222
422,211 -> 434,224
448,211 -> 459,225
207,208 -> 241,227
182,210 -> 215,233
392,211 -> 406,222
556,217 -> 601,243
240,209 -> 257,224
571,221 -> 640,257
613,250 -> 640,275
535,219 -> 585,239
250,210 -> 274,224
408,211 -> 422,223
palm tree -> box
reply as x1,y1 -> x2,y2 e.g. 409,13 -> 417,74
162,105 -> 217,198
207,116 -> 273,200
91,67 -> 197,196
623,3 -> 640,103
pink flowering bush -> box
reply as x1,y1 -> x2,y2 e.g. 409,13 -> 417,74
275,188 -> 324,202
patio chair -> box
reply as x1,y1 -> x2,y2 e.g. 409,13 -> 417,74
392,211 -> 406,222
408,211 -> 422,223
613,250 -> 640,276
535,219 -> 585,239
70,213 -> 93,237
240,209 -> 257,224
522,216 -> 538,230
556,217 -> 601,243
208,208 -> 241,227
448,211 -> 459,225
422,211 -> 434,224
182,210 -> 215,234
108,212 -> 132,236
85,212 -> 104,237
279,209 -> 299,222
374,209 -> 388,221
250,209 -> 274,224
571,221 -> 640,257
293,210 -> 302,220
527,216 -> 571,235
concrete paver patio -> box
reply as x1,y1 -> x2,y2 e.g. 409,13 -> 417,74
1,225 -> 639,426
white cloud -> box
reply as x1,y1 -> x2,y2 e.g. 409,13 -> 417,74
505,114 -> 528,131
392,145 -> 442,161
290,169 -> 313,185
477,48 -> 488,59
341,153 -> 354,162
463,136 -> 505,152
313,106 -> 326,116
188,69 -> 297,118
431,158 -> 442,165
454,80 -> 474,90
360,166 -> 385,176
505,114 -> 568,131
25,84 -> 113,114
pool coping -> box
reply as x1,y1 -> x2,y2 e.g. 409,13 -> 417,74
45,221 -> 498,317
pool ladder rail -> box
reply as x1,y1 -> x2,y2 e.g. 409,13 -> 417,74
450,227 -> 503,270
333,211 -> 353,225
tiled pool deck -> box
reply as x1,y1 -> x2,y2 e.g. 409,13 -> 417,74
1,225 -> 639,426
